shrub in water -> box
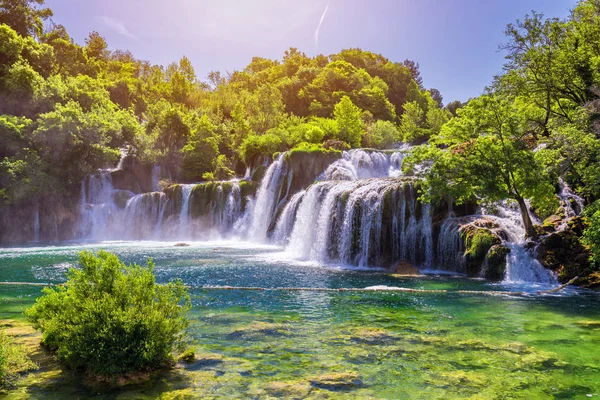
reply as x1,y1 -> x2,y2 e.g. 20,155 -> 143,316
25,251 -> 190,378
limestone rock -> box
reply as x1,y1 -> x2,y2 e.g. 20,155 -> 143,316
484,245 -> 510,281
392,260 -> 420,275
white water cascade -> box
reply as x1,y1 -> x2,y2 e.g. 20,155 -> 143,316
483,202 -> 557,284
177,184 -> 195,240
71,145 -> 564,284
33,204 -> 40,242
247,154 -> 288,242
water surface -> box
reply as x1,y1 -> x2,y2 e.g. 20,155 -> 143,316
1,241 -> 599,399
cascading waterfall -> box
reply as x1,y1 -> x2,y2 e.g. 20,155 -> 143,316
247,154 -> 287,242
273,191 -> 305,245
477,202 -> 556,284
323,149 -> 408,181
78,172 -> 126,239
284,178 -> 433,268
436,215 -> 466,273
33,205 -> 40,242
70,145 -> 562,284
558,178 -> 585,219
177,184 -> 195,240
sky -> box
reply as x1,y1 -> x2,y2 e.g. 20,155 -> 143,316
44,0 -> 577,103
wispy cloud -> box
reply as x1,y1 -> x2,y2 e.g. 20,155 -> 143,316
314,0 -> 331,48
96,16 -> 139,41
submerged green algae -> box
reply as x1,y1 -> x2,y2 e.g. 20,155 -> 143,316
0,242 -> 599,398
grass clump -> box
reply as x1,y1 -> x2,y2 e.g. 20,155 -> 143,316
0,329 -> 37,391
25,251 -> 190,379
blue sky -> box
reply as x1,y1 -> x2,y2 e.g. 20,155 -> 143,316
45,0 -> 576,103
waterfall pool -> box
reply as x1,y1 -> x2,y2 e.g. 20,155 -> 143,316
1,241 -> 599,398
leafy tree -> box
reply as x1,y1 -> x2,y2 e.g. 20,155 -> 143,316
333,95 -> 365,147
26,251 -> 190,377
0,0 -> 52,37
402,59 -> 424,89
583,201 -> 600,268
364,120 -> 400,149
399,101 -> 425,143
407,95 -> 557,237
428,88 -> 444,108
180,115 -> 220,181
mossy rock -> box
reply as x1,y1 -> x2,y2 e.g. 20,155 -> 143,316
309,372 -> 363,390
461,224 -> 501,276
484,245 -> 510,281
535,227 -> 590,283
542,215 -> 562,233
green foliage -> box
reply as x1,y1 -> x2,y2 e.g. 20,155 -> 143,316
407,95 -> 557,236
239,133 -> 284,166
287,142 -> 342,158
180,115 -> 219,182
333,96 -> 365,147
400,101 -> 425,143
583,201 -> 600,269
364,120 -> 400,149
0,328 -> 37,391
25,251 -> 190,377
0,0 -> 53,38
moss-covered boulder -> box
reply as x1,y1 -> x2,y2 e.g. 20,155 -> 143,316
542,215 -> 562,233
535,222 -> 590,284
460,220 -> 502,276
484,245 -> 511,281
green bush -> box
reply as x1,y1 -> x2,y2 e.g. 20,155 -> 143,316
0,329 -> 37,391
25,251 -> 190,378
583,201 -> 600,269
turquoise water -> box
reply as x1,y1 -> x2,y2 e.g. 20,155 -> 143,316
1,241 -> 600,399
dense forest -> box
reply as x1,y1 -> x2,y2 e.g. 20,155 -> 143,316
0,0 -> 600,270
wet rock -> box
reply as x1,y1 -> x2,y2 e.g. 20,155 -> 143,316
484,245 -> 510,281
391,260 -> 420,275
113,190 -> 134,209
535,223 -> 590,283
227,322 -> 290,340
460,223 -> 502,276
542,215 -> 562,233
262,381 -> 311,398
309,372 -> 363,390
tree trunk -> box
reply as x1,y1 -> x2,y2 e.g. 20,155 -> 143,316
516,196 -> 537,239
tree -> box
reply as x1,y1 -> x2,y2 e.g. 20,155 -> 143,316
399,101 -> 425,143
402,59 -> 423,89
0,0 -> 52,37
333,95 -> 365,147
365,120 -> 400,149
428,88 -> 444,108
407,95 -> 557,237
180,115 -> 220,181
26,251 -> 190,377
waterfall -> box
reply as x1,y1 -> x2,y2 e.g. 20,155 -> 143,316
323,149 -> 409,181
436,216 -> 465,273
558,178 -> 585,218
247,154 -> 287,242
482,202 -> 557,284
151,165 -> 161,192
78,172 -> 122,239
123,192 -> 166,240
284,179 -> 432,268
273,191 -> 306,245
33,205 -> 40,242
177,184 -> 195,240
